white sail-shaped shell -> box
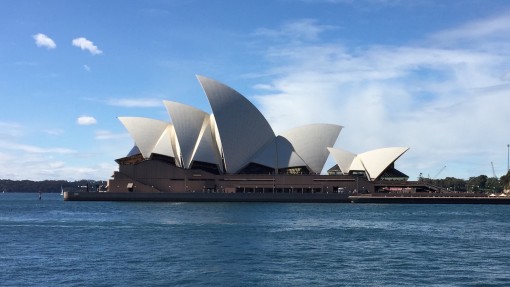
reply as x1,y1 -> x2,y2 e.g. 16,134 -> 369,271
359,147 -> 409,180
327,147 -> 356,174
164,101 -> 211,168
118,117 -> 170,159
281,124 -> 342,174
328,146 -> 409,180
197,75 -> 275,173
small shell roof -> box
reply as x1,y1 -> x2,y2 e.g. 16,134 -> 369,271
328,146 -> 409,180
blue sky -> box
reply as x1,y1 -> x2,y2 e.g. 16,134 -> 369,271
1,0 -> 510,181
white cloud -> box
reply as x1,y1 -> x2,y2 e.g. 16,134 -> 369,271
77,116 -> 97,125
83,64 -> 91,72
106,98 -> 162,108
72,37 -> 103,55
33,33 -> 56,49
253,16 -> 510,179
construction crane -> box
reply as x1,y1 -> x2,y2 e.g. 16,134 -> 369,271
433,165 -> 447,179
491,162 -> 498,178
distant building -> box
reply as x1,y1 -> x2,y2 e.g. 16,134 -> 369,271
107,76 -> 409,193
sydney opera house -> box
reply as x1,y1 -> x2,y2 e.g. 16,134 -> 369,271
106,75 -> 410,195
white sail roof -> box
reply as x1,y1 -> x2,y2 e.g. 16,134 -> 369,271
358,147 -> 409,180
164,101 -> 211,168
327,147 -> 356,175
190,115 -> 220,166
328,146 -> 409,181
281,124 -> 342,174
118,117 -> 170,159
152,125 -> 176,158
249,136 -> 307,170
209,114 -> 225,173
247,139 -> 277,170
349,157 -> 366,172
197,75 -> 275,173
275,137 -> 309,169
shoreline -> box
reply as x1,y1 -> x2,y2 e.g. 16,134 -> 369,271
63,191 -> 351,203
63,191 -> 510,204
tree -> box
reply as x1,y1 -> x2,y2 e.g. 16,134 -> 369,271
442,177 -> 467,192
501,170 -> 510,191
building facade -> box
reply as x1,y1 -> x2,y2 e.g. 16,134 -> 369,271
107,76 -> 409,194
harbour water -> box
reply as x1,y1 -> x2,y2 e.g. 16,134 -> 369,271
2,192 -> 510,286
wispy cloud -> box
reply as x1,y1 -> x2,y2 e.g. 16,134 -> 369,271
106,98 -> 162,108
77,116 -> 98,125
72,37 -> 103,55
429,11 -> 510,44
300,0 -> 420,6
0,140 -> 75,154
254,19 -> 336,42
83,64 -> 91,72
0,132 -> 121,180
33,33 -> 56,49
0,150 -> 115,180
14,61 -> 38,66
94,130 -> 130,140
0,122 -> 24,139
0,125 -> 78,180
253,17 -> 510,179
43,129 -> 65,136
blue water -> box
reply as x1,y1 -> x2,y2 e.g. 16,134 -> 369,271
1,193 -> 510,286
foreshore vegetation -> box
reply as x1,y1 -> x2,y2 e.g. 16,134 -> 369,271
418,170 -> 510,193
0,179 -> 106,193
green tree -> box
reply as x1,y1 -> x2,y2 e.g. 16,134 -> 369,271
500,170 -> 510,191
467,175 -> 489,193
442,177 -> 467,192
486,177 -> 502,193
